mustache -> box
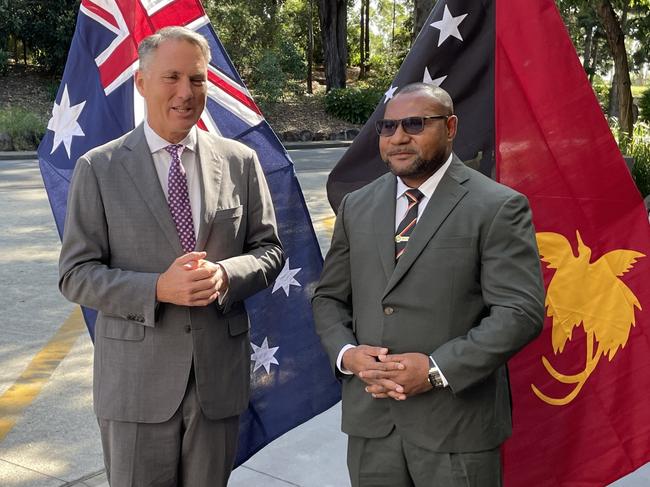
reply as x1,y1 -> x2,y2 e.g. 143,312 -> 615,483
386,149 -> 417,156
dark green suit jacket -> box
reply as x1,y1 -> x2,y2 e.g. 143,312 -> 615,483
313,155 -> 545,452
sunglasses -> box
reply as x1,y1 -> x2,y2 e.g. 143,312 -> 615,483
375,115 -> 449,137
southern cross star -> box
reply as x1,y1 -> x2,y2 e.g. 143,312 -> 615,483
251,337 -> 279,374
430,5 -> 468,47
272,258 -> 302,297
47,84 -> 86,158
384,85 -> 399,104
423,67 -> 447,87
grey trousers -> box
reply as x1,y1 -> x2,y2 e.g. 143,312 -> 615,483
98,370 -> 239,487
347,429 -> 502,487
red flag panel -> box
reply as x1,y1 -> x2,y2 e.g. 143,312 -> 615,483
497,1 -> 650,485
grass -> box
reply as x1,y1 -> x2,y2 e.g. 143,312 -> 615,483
632,85 -> 648,98
0,107 -> 46,150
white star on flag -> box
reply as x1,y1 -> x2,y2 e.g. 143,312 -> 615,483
272,258 -> 302,297
384,85 -> 399,104
251,337 -> 279,374
423,67 -> 447,87
47,85 -> 86,158
430,5 -> 468,47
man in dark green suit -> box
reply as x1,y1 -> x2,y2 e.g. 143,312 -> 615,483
312,83 -> 545,486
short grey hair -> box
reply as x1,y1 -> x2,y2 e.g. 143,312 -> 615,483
138,26 -> 211,71
393,82 -> 454,115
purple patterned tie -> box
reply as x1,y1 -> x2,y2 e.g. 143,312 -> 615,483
165,144 -> 196,253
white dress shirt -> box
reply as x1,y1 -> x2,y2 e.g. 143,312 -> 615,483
144,121 -> 202,239
337,153 -> 454,387
144,121 -> 229,301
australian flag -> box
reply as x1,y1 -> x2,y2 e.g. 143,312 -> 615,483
37,0 -> 340,466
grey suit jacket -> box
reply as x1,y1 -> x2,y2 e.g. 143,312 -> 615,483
59,125 -> 284,423
312,155 -> 544,452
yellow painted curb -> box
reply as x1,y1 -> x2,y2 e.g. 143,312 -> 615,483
0,307 -> 86,442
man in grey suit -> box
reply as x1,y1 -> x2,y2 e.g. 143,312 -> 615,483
59,27 -> 283,486
312,83 -> 545,486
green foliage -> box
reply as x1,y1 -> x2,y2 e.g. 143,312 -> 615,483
251,50 -> 286,109
0,107 -> 46,150
616,121 -> 650,197
592,78 -> 610,111
638,88 -> 650,122
324,86 -> 383,124
204,0 -> 316,97
278,38 -> 307,80
366,54 -> 404,90
0,50 -> 9,76
1,0 -> 78,74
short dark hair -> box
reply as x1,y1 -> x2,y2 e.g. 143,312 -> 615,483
393,83 -> 454,115
138,26 -> 211,71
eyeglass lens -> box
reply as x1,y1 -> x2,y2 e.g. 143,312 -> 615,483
376,117 -> 426,136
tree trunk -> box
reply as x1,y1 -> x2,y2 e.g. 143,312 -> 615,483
588,34 -> 599,83
595,0 -> 634,137
307,0 -> 314,94
583,25 -> 593,73
413,0 -> 435,43
364,0 -> 369,71
316,0 -> 348,90
359,0 -> 366,78
392,0 -> 396,48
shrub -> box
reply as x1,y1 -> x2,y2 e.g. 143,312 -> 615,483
250,50 -> 286,108
592,80 -> 610,113
617,121 -> 650,197
277,38 -> 305,80
638,88 -> 650,123
325,87 -> 384,124
0,107 -> 46,150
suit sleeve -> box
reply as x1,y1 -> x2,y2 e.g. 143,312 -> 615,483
58,156 -> 159,326
431,193 -> 545,394
312,194 -> 358,373
217,151 -> 284,309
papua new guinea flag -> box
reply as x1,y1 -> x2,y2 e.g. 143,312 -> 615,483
327,0 -> 650,485
38,0 -> 340,467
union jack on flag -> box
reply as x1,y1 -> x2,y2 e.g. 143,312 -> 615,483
38,0 -> 340,466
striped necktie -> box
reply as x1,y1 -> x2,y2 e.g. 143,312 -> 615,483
165,144 -> 196,253
395,188 -> 424,260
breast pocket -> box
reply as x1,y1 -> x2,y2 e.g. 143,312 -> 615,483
206,206 -> 244,254
429,236 -> 476,249
213,205 -> 243,223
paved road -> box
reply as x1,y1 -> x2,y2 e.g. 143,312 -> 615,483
0,148 -> 648,486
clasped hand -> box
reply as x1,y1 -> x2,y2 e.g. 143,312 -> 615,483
341,345 -> 432,401
156,251 -> 228,306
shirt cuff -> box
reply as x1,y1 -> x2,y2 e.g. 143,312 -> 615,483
337,344 -> 356,375
429,355 -> 449,387
216,263 -> 229,305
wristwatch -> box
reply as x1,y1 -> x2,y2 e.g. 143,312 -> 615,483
427,356 -> 444,389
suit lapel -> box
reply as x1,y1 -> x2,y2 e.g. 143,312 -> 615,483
373,175 -> 398,281
195,131 -> 223,251
120,125 -> 183,255
383,157 -> 470,298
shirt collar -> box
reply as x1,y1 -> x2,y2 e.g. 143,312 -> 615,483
143,120 -> 198,154
396,152 -> 453,200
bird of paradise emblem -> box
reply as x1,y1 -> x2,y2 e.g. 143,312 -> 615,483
531,230 -> 645,406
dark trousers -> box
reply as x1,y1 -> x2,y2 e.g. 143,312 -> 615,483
347,429 -> 502,487
98,369 -> 239,487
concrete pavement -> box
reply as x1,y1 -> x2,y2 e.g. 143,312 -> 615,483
1,148 -> 649,486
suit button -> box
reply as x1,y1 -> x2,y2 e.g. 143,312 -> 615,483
184,325 -> 191,333
383,307 -> 394,315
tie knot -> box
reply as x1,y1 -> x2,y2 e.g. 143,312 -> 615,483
164,144 -> 183,159
405,188 -> 424,204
